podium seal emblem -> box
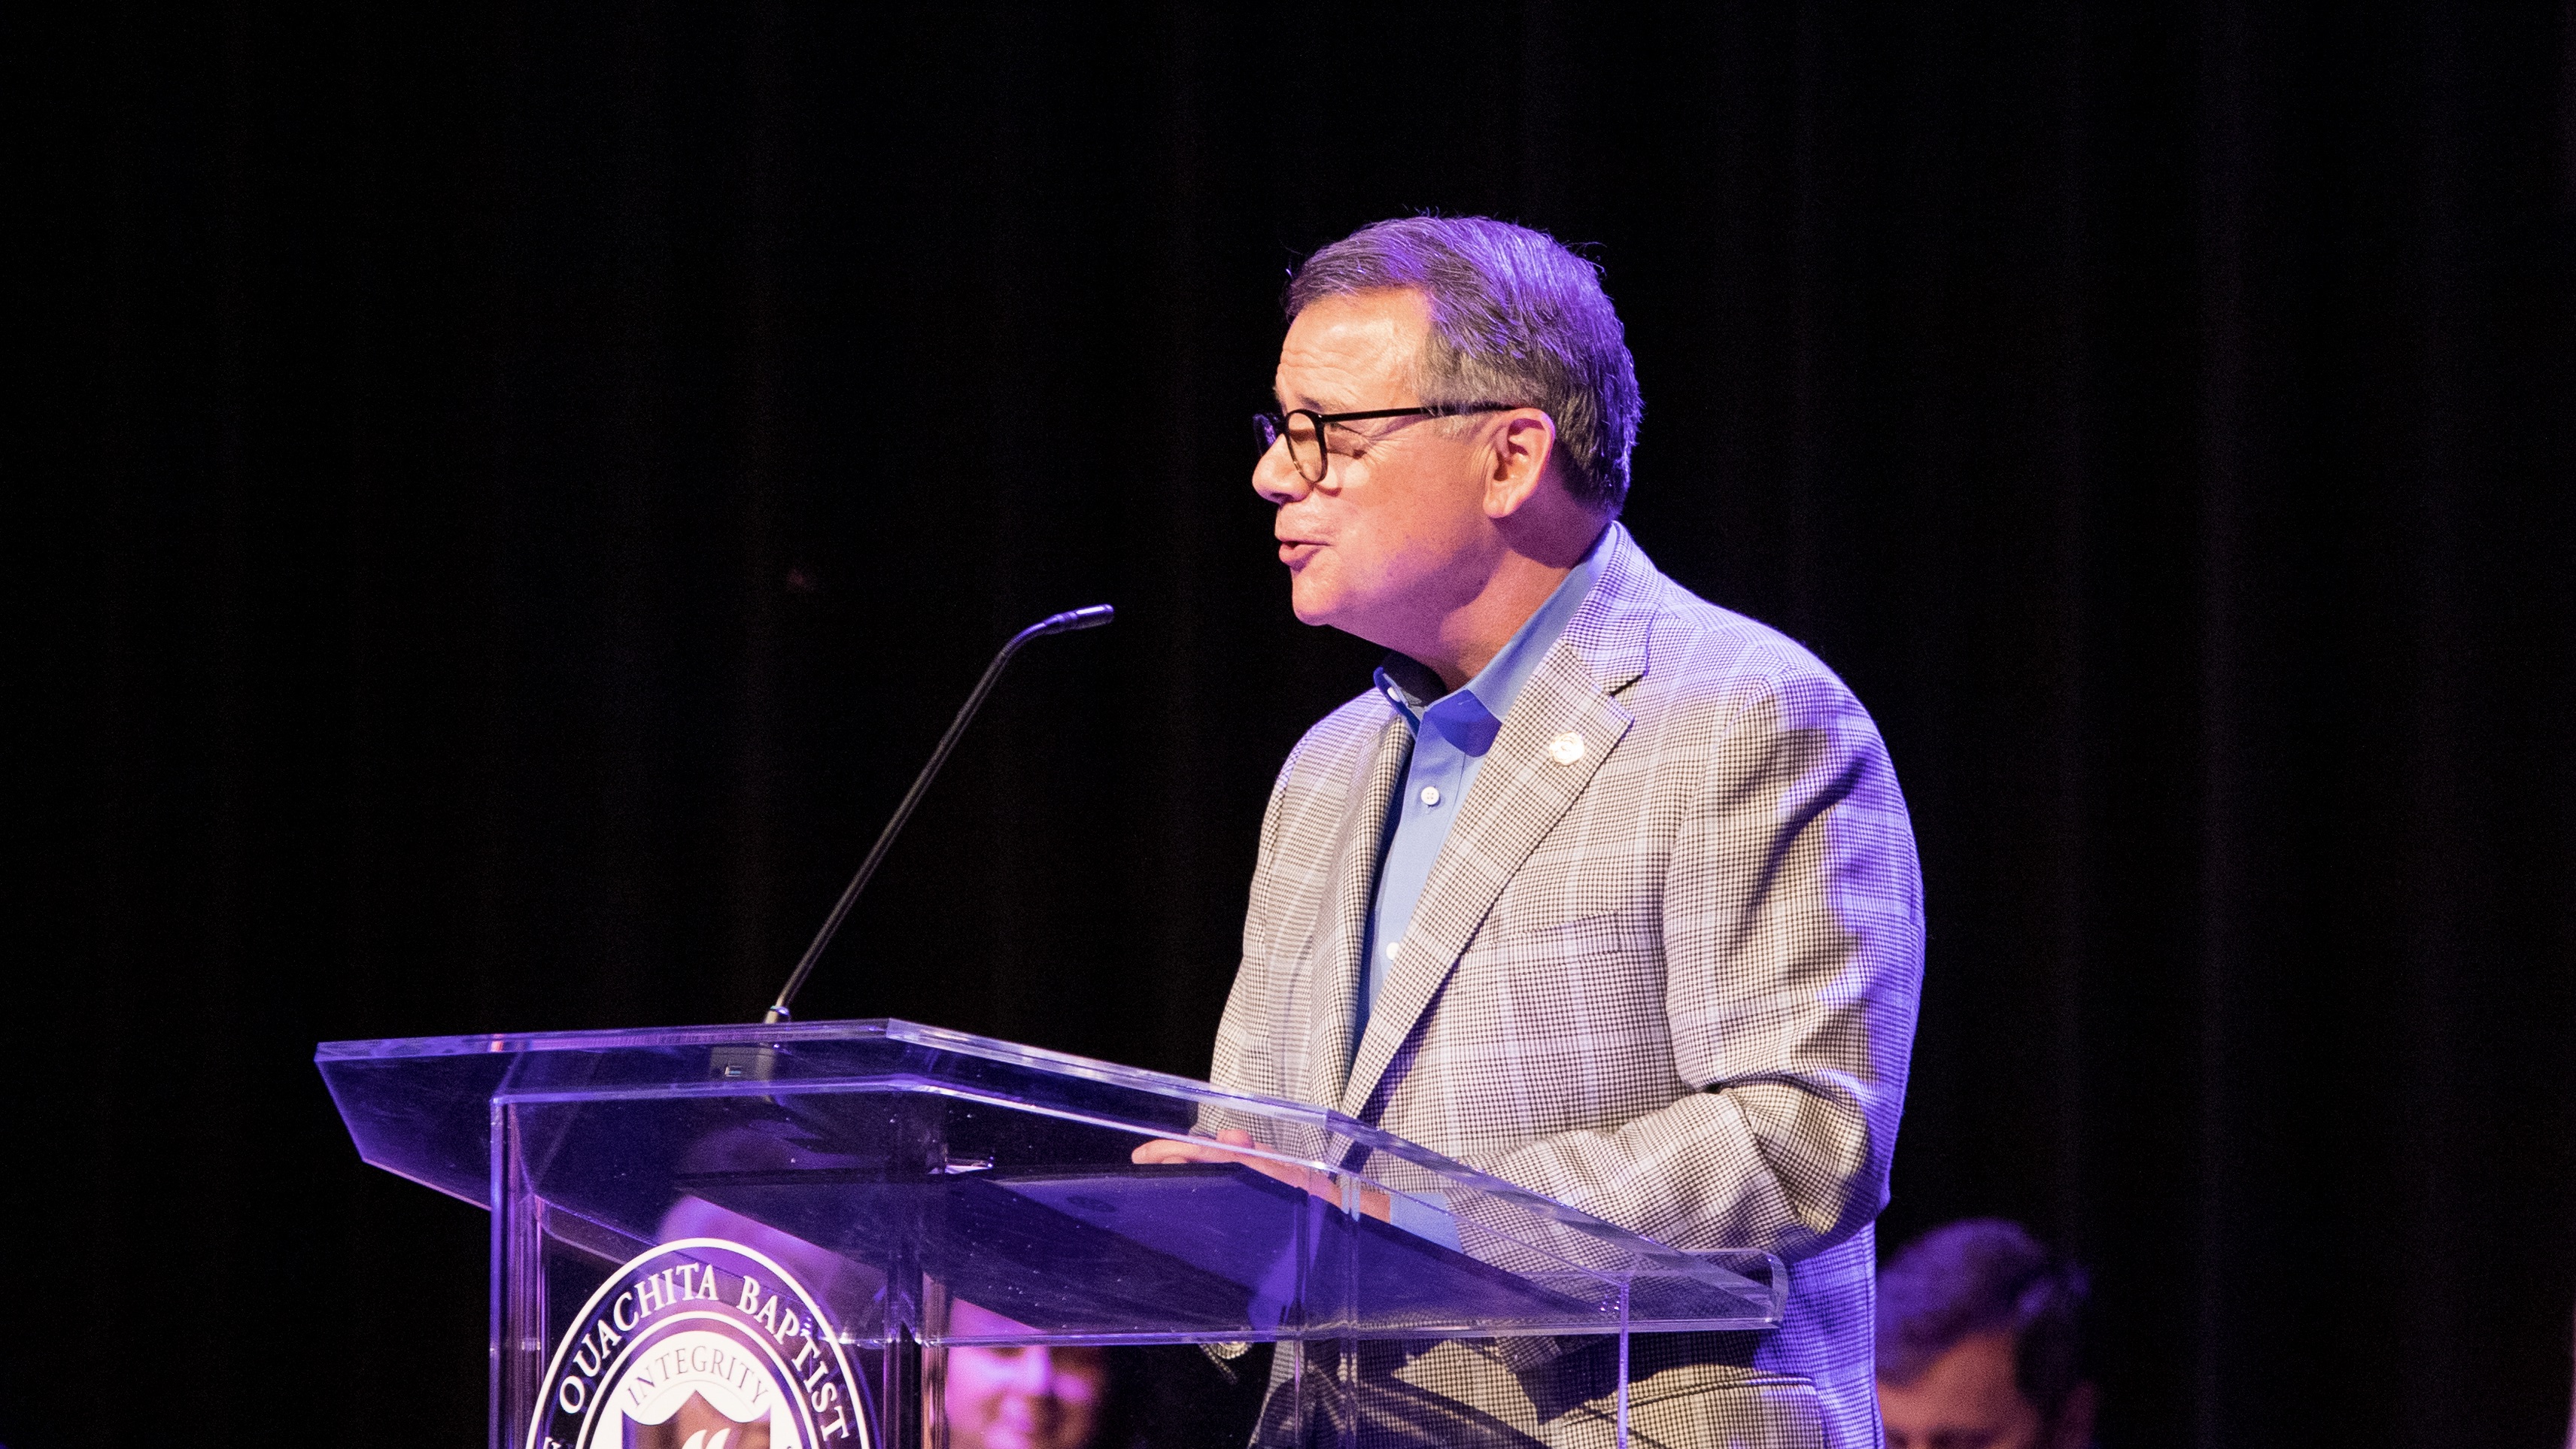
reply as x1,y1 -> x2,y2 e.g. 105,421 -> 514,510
528,1238 -> 868,1449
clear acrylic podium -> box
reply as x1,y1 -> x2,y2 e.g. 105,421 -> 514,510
320,1019 -> 1782,1448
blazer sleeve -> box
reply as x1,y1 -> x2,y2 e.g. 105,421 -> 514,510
1465,665 -> 1924,1263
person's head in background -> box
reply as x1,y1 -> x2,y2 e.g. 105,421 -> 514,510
1876,1219 -> 2097,1449
943,1299 -> 1112,1449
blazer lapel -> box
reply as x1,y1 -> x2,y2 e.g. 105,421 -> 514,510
1301,712 -> 1411,1111
1338,527 -> 1663,1119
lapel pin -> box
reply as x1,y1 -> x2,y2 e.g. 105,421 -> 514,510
1548,731 -> 1586,765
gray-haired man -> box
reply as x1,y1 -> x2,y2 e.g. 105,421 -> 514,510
1139,217 -> 1924,1447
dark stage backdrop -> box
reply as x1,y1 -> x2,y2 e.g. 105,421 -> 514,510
13,4 -> 2574,1446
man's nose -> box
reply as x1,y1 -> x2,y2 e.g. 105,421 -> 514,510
1253,439 -> 1310,505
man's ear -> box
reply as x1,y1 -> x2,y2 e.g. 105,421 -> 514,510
1482,409 -> 1560,518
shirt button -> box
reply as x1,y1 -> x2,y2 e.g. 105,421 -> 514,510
1387,686 -> 1405,703
1420,785 -> 1441,807
1387,940 -> 1404,959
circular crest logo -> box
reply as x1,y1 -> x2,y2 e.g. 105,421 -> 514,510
529,1238 -> 870,1449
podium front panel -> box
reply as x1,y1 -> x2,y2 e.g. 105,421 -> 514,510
323,1019 -> 1783,1448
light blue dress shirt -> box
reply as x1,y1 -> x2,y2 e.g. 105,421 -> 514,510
1359,533 -> 1610,1043
1353,535 -> 1607,1248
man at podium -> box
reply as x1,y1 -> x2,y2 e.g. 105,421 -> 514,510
1138,217 -> 1924,1448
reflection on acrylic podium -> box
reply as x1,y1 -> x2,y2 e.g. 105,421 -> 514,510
319,1019 -> 1782,1448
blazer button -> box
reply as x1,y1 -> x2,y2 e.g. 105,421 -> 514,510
1548,731 -> 1586,764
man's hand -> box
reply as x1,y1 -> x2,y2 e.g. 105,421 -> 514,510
1131,1128 -> 1392,1221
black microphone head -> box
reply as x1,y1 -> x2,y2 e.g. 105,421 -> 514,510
1041,604 -> 1116,634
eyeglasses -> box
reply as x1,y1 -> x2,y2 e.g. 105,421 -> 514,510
1251,404 -> 1518,485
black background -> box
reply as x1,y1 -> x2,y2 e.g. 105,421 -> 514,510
12,4 -> 2575,1446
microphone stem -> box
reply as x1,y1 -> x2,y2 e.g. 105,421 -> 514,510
762,613 -> 1076,1024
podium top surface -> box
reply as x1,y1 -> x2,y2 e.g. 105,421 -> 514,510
318,1018 -> 1784,1341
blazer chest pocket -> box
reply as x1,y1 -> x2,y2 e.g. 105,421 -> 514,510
1488,902 -> 1657,954
1475,907 -> 1662,991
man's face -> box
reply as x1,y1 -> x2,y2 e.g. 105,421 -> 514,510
1879,1329 -> 2088,1449
1257,289 -> 1505,652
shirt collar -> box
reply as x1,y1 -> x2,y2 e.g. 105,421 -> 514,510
1373,527 -> 1612,754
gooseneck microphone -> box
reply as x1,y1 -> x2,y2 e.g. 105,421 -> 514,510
760,604 -> 1115,1024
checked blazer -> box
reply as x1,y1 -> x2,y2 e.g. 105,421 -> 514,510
1208,524 -> 1924,1449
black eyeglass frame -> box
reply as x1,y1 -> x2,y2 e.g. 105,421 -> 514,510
1252,402 -> 1522,484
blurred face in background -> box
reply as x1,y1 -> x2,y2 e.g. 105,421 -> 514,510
943,1299 -> 1109,1449
1877,1328 -> 2095,1449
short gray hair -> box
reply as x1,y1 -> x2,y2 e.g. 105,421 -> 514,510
1286,216 -> 1644,515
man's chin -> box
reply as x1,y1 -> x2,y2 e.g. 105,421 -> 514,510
1286,582 -> 1344,629
1287,578 -> 1401,648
